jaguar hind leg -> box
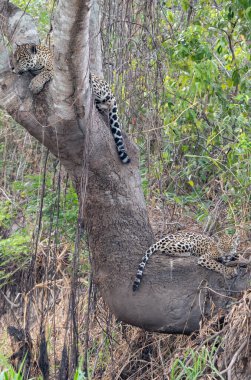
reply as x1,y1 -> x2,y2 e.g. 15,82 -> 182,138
197,255 -> 238,278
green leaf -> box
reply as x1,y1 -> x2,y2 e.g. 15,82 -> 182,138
232,70 -> 240,86
228,7 -> 234,20
245,6 -> 251,20
167,11 -> 174,23
217,45 -> 222,54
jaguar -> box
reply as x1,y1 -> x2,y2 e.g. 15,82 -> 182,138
13,44 -> 130,164
133,232 -> 239,291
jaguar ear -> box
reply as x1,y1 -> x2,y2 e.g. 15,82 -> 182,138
30,45 -> 37,54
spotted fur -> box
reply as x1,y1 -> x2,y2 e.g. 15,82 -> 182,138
90,73 -> 130,163
13,44 -> 130,164
133,232 -> 239,291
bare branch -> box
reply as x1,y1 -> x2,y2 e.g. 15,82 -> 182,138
0,2 -> 39,118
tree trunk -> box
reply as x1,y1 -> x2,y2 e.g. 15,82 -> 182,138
0,0 -> 249,334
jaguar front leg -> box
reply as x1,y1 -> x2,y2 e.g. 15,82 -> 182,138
29,69 -> 53,94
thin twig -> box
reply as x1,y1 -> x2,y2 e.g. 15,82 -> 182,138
219,340 -> 247,376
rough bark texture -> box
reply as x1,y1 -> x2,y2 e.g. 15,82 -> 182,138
0,0 -> 249,334
89,0 -> 103,77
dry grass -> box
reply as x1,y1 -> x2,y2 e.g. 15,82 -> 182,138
88,291 -> 250,380
0,204 -> 250,379
1,287 -> 250,379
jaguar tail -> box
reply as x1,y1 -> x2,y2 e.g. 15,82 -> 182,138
109,102 -> 130,164
132,243 -> 159,292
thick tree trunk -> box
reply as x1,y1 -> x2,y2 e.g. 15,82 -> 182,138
0,0 -> 249,334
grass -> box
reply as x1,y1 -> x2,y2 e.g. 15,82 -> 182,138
170,345 -> 225,380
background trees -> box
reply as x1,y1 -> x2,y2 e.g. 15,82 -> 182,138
0,0 -> 250,379
101,0 -> 251,225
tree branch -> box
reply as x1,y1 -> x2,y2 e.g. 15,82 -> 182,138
0,1 -> 39,114
0,1 -> 39,44
52,0 -> 92,121
0,0 -> 93,172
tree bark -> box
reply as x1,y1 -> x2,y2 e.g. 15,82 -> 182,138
0,0 -> 249,334
89,0 -> 103,77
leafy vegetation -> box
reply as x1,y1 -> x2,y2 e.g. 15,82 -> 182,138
1,0 -> 250,379
103,0 -> 251,227
0,157 -> 79,286
170,345 -> 224,380
11,0 -> 53,37
0,366 -> 85,380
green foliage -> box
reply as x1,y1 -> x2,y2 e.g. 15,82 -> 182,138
0,369 -> 41,380
0,231 -> 30,285
0,354 -> 41,380
73,366 -> 87,380
0,200 -> 15,230
0,232 -> 30,258
0,170 -> 78,286
11,0 -> 53,38
0,350 -> 85,380
0,366 -> 84,380
170,343 -> 224,380
12,174 -> 79,242
0,197 -> 31,285
110,0 -> 251,224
